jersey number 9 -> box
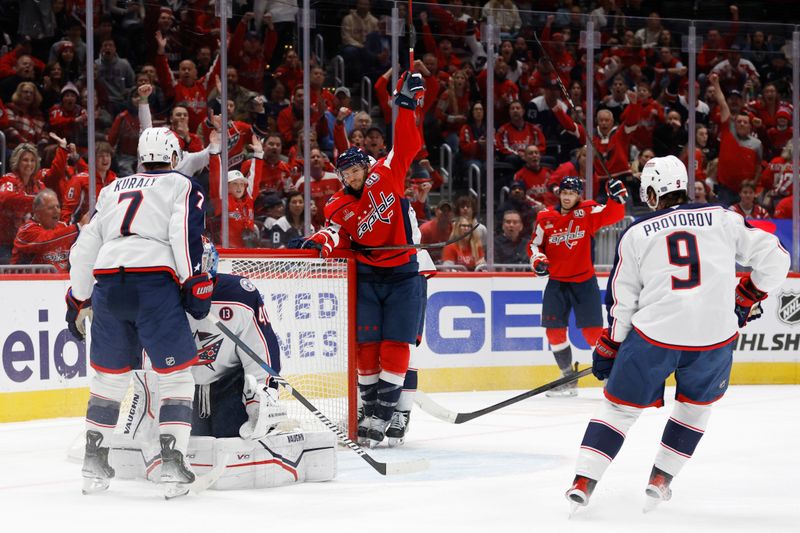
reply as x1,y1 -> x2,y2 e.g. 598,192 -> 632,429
667,231 -> 700,290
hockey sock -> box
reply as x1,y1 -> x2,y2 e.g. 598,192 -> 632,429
396,367 -> 418,412
546,328 -> 572,371
575,398 -> 642,482
357,342 -> 381,417
375,341 -> 410,421
653,401 -> 711,477
554,346 -> 573,373
86,371 -> 131,441
158,368 -> 195,454
581,327 -> 603,347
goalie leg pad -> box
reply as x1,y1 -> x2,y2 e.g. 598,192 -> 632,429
653,401 -> 711,477
575,398 -> 642,482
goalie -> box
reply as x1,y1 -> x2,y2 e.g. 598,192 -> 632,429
109,239 -> 336,489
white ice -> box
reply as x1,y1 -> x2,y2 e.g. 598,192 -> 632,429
1,385 -> 798,533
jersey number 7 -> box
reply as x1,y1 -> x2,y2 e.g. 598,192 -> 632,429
667,231 -> 700,290
118,191 -> 143,236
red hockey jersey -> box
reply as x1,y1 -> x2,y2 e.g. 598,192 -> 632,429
11,220 -> 79,271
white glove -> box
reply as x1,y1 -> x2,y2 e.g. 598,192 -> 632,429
239,374 -> 288,440
76,307 -> 93,337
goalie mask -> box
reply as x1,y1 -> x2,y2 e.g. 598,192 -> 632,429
639,155 -> 688,209
201,236 -> 218,278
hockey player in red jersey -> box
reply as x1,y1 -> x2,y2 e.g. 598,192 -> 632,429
304,71 -> 427,446
566,155 -> 789,513
528,175 -> 627,395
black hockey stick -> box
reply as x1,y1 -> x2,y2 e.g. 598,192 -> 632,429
532,31 -> 615,184
207,313 -> 429,476
357,223 -> 480,252
414,367 -> 593,424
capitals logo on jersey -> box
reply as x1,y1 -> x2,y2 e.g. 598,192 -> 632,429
548,220 -> 586,249
357,190 -> 395,238
194,330 -> 224,370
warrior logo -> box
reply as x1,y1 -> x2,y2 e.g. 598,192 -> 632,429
778,291 -> 800,325
548,220 -> 585,249
357,191 -> 395,238
195,330 -> 224,370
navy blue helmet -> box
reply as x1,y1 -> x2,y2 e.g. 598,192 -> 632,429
335,147 -> 371,182
559,175 -> 584,194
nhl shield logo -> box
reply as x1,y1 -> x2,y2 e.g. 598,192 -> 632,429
778,291 -> 800,325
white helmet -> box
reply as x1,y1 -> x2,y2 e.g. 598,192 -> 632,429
639,155 -> 688,209
138,127 -> 183,168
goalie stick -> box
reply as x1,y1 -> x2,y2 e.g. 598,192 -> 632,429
206,312 -> 429,476
415,367 -> 592,424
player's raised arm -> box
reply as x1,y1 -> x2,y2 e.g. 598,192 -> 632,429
385,71 -> 425,181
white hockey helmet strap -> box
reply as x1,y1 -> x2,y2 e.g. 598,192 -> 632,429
138,127 -> 183,168
639,155 -> 688,208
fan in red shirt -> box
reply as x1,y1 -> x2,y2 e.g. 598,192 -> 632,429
48,83 -> 86,141
495,100 -> 547,169
209,146 -> 260,249
477,56 -> 518,125
629,82 -> 664,152
60,141 -> 117,223
420,11 -> 462,74
591,99 -> 641,196
729,180 -> 769,220
514,145 -> 555,208
277,85 -> 327,149
198,98 -> 254,170
229,12 -> 278,93
241,133 -> 293,197
273,48 -> 303,94
154,30 -> 220,131
527,175 -> 628,395
12,189 -> 88,271
541,17 -> 575,86
766,106 -> 793,159
294,148 -> 343,227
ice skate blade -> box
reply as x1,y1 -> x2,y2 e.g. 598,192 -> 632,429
81,476 -> 109,495
367,438 -> 383,448
387,436 -> 405,448
568,501 -> 581,518
643,495 -> 661,513
163,483 -> 190,500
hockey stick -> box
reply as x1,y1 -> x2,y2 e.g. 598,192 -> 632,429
207,313 -> 429,476
415,367 -> 593,424
356,223 -> 479,252
532,31 -> 615,183
188,453 -> 230,493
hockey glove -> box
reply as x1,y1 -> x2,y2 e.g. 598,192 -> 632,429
394,71 -> 425,110
303,227 -> 340,258
65,288 -> 92,341
734,275 -> 767,328
239,375 -> 289,440
531,253 -> 550,277
182,273 -> 214,320
606,178 -> 628,204
592,329 -> 621,380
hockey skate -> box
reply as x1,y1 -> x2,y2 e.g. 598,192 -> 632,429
357,406 -> 371,445
565,475 -> 597,516
546,369 -> 579,398
385,410 -> 411,447
159,435 -> 196,500
643,467 -> 673,513
365,415 -> 391,448
81,430 -> 115,495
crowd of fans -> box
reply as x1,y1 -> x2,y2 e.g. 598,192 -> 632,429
0,1 -> 796,274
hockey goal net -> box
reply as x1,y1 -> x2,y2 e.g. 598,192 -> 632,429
217,250 -> 357,440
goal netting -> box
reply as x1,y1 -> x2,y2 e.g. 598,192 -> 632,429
217,250 -> 357,440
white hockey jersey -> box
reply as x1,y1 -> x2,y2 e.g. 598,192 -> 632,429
188,273 -> 279,387
69,170 -> 207,300
607,204 -> 790,348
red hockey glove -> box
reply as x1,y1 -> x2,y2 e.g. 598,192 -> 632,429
182,273 -> 214,319
303,227 -> 340,258
394,71 -> 425,110
530,253 -> 550,277
65,288 -> 92,341
606,178 -> 628,204
734,275 -> 767,328
592,329 -> 621,380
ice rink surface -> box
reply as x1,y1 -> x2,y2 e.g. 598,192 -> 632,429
1,385 -> 798,533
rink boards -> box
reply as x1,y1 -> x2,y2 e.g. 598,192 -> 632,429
1,273 -> 799,422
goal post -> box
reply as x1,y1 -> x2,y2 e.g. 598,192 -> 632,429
217,250 -> 358,441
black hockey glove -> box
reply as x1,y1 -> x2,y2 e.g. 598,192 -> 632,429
182,273 -> 214,319
734,275 -> 767,328
394,71 -> 425,111
65,288 -> 92,341
606,178 -> 628,204
592,329 -> 620,380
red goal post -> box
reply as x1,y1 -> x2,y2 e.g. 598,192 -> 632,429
217,249 -> 358,440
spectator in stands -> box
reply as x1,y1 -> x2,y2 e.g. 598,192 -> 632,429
652,110 -> 687,157
264,0 -> 299,69
766,106 -> 793,160
364,126 -> 387,160
711,43 -> 759,96
0,54 -> 40,102
255,192 -> 285,233
61,141 -> 118,224
365,15 -> 393,81
773,194 -> 794,219
694,180 -> 712,204
3,82 -> 47,149
420,200 -> 454,264
482,1 -> 521,38
95,38 -> 135,114
442,216 -> 486,271
230,11 -> 277,94
420,11 -> 462,75
459,101 -> 488,180
340,0 -> 379,85
697,5 -> 740,73
48,20 -> 86,70
48,82 -> 85,142
278,84 -> 326,150
454,195 -> 487,248
495,100 -> 547,172
652,46 -> 687,96
273,48 -> 303,94
634,12 -> 663,49
630,148 -> 655,180
168,104 -> 203,153
108,85 -> 145,176
325,88 -> 354,153
497,181 -> 537,236
709,73 -> 762,206
600,75 -> 631,121
40,61 -> 66,110
591,99 -> 641,199
729,180 -> 769,220
243,133 -> 292,197
207,67 -> 258,122
494,210 -> 531,265
695,123 -> 718,163
295,148 -> 342,227
11,189 -> 87,272
629,80 -> 663,152
266,190 -> 314,248
265,80 -> 290,121
764,52 -> 792,97
539,17 -> 574,86
759,141 -> 793,214
514,145 -> 555,209
436,69 -> 471,155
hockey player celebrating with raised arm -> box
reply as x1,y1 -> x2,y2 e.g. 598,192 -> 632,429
566,155 -> 790,513
528,174 -> 628,396
303,70 -> 427,447
67,127 -> 213,499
